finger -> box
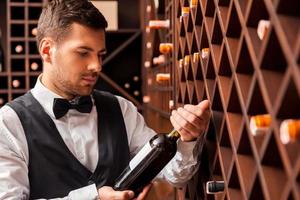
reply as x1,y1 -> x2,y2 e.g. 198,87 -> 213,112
184,100 -> 210,120
136,184 -> 152,200
177,107 -> 203,129
115,190 -> 134,200
98,186 -> 134,200
198,99 -> 210,110
172,110 -> 200,135
170,116 -> 197,141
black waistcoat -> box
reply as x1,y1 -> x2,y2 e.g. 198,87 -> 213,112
7,90 -> 130,199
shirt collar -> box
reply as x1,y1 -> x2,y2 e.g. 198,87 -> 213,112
31,74 -> 63,119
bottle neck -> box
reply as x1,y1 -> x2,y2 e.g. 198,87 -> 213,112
167,130 -> 180,141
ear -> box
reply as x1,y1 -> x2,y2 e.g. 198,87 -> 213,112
39,38 -> 55,63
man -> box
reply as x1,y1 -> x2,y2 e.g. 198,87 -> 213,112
0,0 -> 210,199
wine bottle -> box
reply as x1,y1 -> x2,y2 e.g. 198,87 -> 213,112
206,181 -> 225,194
280,119 -> 300,144
250,114 -> 271,136
114,130 -> 180,194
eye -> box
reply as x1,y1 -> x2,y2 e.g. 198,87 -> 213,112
78,51 -> 89,57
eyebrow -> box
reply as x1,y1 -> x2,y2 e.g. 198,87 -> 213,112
77,46 -> 107,55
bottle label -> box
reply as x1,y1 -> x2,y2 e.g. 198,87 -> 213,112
129,142 -> 152,170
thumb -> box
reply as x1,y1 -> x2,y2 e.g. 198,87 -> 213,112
124,190 -> 135,199
198,99 -> 210,110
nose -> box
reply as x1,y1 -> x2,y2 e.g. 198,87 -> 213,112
88,55 -> 102,73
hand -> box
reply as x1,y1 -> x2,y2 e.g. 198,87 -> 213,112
170,100 -> 210,142
133,184 -> 152,200
98,186 -> 134,200
98,184 -> 152,200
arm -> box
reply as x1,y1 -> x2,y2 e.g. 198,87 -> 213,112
165,100 -> 210,186
116,96 -> 210,187
0,106 -> 134,200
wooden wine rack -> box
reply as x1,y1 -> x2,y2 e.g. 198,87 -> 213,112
0,0 -> 144,109
142,0 -> 300,199
0,0 -> 46,106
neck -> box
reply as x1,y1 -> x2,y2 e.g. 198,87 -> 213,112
40,74 -> 76,100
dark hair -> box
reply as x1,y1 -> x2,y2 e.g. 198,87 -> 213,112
37,0 -> 108,47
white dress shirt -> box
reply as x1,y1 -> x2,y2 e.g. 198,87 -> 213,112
0,76 -> 200,200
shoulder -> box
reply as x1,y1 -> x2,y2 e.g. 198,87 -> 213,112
93,90 -> 138,112
0,105 -> 20,123
0,105 -> 28,162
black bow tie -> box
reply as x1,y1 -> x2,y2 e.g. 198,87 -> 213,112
53,96 -> 93,119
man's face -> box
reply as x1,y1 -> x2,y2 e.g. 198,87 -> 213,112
48,23 -> 106,97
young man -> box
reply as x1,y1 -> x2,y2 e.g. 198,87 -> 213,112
0,0 -> 210,199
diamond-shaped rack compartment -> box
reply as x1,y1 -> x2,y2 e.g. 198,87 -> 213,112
211,14 -> 223,66
277,0 -> 300,51
276,79 -> 300,168
180,62 -> 187,82
246,0 -> 269,58
191,34 -> 198,55
261,134 -> 287,200
205,120 -> 218,164
219,120 -> 234,181
187,10 -> 194,34
194,0 -> 203,27
211,156 -> 227,200
179,16 -> 186,38
205,54 -> 216,100
260,29 -> 287,106
235,38 -> 255,105
212,84 -> 224,139
218,44 -> 233,106
227,162 -> 243,199
227,82 -> 244,152
194,58 -> 205,102
191,87 -> 199,105
185,16 -> 193,47
225,1 -> 242,63
200,25 -> 210,73
203,0 -> 215,36
213,155 -> 224,181
177,86 -> 183,106
201,120 -> 218,172
194,3 -> 203,49
236,125 -> 257,196
249,175 -> 266,200
183,86 -> 190,104
184,57 -> 193,81
203,0 -> 215,18
177,42 -> 183,60
237,0 -> 250,18
247,81 -> 269,158
218,0 -> 230,28
186,71 -> 195,103
176,0 -> 182,18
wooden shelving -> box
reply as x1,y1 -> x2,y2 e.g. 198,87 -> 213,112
0,0 -> 143,109
142,0 -> 300,199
